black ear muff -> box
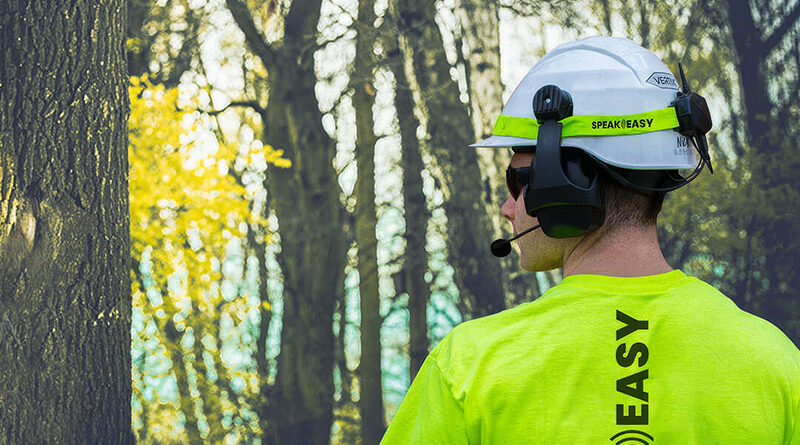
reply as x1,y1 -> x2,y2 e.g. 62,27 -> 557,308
524,85 -> 605,238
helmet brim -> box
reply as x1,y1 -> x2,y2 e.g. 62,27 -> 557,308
469,135 -> 537,148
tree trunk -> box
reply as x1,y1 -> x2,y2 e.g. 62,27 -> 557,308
725,0 -> 775,155
334,275 -> 353,406
351,1 -> 386,443
127,0 -> 154,77
455,0 -> 530,307
390,0 -> 507,320
0,1 -> 132,443
190,297 -> 227,444
248,224 -> 274,438
725,0 -> 800,345
224,1 -> 347,443
164,318 -> 204,444
381,13 -> 431,382
136,273 -> 204,444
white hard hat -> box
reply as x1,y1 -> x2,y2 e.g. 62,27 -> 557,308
471,36 -> 697,170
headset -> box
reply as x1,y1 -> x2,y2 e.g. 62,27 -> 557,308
491,65 -> 713,255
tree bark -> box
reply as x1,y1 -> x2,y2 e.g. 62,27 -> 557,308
225,1 -> 347,443
0,1 -> 132,443
390,0 -> 507,320
351,1 -> 386,443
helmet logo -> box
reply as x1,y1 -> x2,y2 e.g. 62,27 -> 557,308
646,72 -> 679,90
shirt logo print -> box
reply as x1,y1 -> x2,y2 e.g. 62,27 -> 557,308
613,310 -> 653,442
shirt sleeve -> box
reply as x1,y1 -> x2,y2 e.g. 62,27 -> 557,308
380,352 -> 470,445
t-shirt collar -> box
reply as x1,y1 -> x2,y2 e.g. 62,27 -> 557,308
557,269 -> 691,293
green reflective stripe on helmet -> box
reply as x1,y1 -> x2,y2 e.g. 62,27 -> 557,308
492,107 -> 681,139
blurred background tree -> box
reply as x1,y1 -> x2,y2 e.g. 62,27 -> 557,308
123,0 -> 799,443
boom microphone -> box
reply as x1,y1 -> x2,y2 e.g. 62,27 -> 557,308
490,224 -> 541,257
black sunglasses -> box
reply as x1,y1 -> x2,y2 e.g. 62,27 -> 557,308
506,166 -> 532,199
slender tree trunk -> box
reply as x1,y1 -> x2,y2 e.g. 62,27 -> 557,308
133,269 -> 204,444
334,272 -> 353,407
127,0 -> 154,77
125,0 -> 202,87
333,246 -> 359,443
455,0 -> 503,144
164,318 -> 204,444
451,0 -> 507,197
225,1 -> 347,442
248,224 -> 274,438
0,1 -> 132,442
261,53 -> 344,445
598,0 -> 614,35
390,0 -> 506,320
190,297 -> 228,443
400,98 -> 431,381
132,354 -> 149,441
381,14 -> 431,381
351,1 -> 386,443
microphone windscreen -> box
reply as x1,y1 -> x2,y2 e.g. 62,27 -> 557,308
490,239 -> 512,257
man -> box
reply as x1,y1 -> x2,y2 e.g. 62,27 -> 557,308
381,36 -> 800,444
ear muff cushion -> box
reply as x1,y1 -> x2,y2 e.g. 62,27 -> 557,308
561,147 -> 595,189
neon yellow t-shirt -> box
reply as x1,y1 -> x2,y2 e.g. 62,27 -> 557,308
381,270 -> 800,444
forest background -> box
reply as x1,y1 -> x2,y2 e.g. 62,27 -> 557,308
0,0 -> 798,444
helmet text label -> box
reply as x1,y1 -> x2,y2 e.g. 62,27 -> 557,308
591,118 -> 654,130
646,72 -> 679,90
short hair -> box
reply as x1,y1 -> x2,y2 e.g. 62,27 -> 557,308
596,166 -> 664,230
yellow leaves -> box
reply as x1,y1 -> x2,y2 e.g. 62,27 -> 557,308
242,139 -> 292,171
128,74 -> 286,310
126,37 -> 142,54
268,149 -> 292,168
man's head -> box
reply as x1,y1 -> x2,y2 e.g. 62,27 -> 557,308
477,36 -> 711,272
501,150 -> 665,272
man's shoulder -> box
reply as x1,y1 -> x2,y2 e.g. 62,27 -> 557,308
428,303 -> 537,395
687,278 -> 797,348
665,276 -> 800,373
432,302 -> 536,368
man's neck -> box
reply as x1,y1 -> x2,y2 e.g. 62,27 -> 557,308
561,224 -> 673,278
